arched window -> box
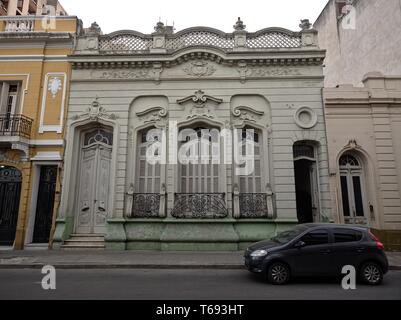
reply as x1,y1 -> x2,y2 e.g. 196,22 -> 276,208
339,153 -> 367,225
179,126 -> 220,193
239,128 -> 263,193
136,127 -> 161,194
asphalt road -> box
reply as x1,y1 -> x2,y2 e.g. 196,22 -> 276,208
0,269 -> 400,300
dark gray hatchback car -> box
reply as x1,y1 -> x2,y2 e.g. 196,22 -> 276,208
245,224 -> 389,285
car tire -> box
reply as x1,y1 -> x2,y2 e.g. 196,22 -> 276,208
267,262 -> 291,285
360,262 -> 383,286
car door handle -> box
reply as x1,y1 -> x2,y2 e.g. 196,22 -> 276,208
356,247 -> 365,253
320,249 -> 331,255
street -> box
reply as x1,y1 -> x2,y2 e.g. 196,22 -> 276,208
0,269 -> 400,300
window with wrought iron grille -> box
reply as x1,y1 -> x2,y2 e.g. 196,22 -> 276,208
0,82 -> 20,117
179,127 -> 220,193
239,128 -> 263,193
136,128 -> 161,194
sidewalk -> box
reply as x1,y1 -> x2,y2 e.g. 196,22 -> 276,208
0,250 -> 400,270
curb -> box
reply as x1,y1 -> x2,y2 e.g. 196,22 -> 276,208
0,264 -> 246,270
0,264 -> 400,270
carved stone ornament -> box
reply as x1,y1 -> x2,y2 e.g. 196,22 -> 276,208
72,98 -> 117,121
346,139 -> 358,150
48,77 -> 62,98
94,69 -> 151,80
234,17 -> 246,31
232,106 -> 265,125
177,90 -> 223,120
237,64 -> 302,83
136,107 -> 168,124
183,61 -> 217,77
177,90 -> 223,107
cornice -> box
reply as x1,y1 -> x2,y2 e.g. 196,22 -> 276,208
71,51 -> 325,70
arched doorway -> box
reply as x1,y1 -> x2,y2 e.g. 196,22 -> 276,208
0,166 -> 22,246
75,127 -> 113,234
339,154 -> 368,225
293,142 -> 320,224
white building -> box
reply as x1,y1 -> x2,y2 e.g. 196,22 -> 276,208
53,19 -> 332,250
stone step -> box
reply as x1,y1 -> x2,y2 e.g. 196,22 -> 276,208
66,237 -> 105,242
61,234 -> 105,250
61,245 -> 105,250
64,240 -> 105,246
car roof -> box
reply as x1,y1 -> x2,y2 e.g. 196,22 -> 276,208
300,223 -> 369,231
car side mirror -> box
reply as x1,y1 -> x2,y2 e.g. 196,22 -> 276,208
294,241 -> 306,249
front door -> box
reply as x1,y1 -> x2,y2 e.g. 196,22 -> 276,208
0,166 -> 22,246
76,129 -> 113,234
32,166 -> 57,243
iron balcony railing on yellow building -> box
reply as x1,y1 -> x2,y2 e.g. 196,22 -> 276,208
0,13 -> 79,249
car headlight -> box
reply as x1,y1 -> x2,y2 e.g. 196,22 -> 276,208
250,250 -> 268,258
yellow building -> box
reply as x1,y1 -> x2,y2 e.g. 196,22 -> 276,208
0,3 -> 79,249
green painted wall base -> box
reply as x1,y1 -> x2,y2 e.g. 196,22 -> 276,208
117,218 -> 298,251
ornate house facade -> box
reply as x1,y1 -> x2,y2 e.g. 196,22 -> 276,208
54,19 -> 332,250
0,7 -> 79,249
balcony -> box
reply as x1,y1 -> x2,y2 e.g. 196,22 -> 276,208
130,193 -> 161,218
0,115 -> 33,139
171,193 -> 229,219
239,193 -> 270,218
1,16 -> 35,32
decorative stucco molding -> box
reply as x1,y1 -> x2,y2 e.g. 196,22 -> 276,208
177,90 -> 223,120
136,106 -> 168,124
294,106 -> 318,129
183,61 -> 217,77
177,90 -> 223,106
71,98 -> 118,122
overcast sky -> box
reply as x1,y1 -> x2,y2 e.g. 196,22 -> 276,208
62,0 -> 329,34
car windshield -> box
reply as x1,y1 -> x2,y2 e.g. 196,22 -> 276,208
271,226 -> 309,244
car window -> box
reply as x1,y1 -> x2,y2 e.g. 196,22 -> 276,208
271,225 -> 310,244
333,229 -> 363,243
301,229 -> 329,246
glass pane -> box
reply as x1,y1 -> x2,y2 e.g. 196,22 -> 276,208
301,230 -> 329,246
340,176 -> 350,217
353,176 -> 365,217
334,229 -> 363,243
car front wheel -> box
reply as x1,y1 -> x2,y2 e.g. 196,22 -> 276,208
267,262 -> 291,285
360,262 -> 383,285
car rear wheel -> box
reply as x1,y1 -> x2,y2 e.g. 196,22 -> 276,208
267,262 -> 290,285
360,262 -> 383,285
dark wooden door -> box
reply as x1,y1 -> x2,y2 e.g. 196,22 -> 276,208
33,166 -> 57,243
0,167 -> 22,246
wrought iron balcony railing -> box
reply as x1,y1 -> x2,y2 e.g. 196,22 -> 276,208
130,193 -> 161,218
239,193 -> 270,218
171,193 -> 228,219
0,115 -> 33,139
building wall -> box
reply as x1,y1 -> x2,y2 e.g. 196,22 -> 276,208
314,0 -> 401,87
325,74 -> 401,250
54,25 -> 332,250
0,16 -> 78,249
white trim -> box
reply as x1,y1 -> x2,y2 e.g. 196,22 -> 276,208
0,74 -> 30,114
31,152 -> 62,161
39,72 -> 67,134
30,139 -> 64,146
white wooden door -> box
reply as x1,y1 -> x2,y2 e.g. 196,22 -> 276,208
76,144 -> 112,234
